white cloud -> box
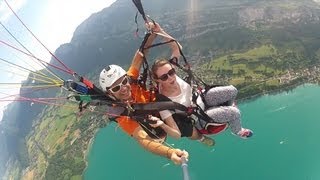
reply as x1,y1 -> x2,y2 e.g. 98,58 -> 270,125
0,109 -> 3,121
0,0 -> 116,121
38,0 -> 116,53
0,90 -> 17,122
0,104 -> 7,121
0,0 -> 28,22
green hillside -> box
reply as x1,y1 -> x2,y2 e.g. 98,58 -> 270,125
2,0 -> 320,179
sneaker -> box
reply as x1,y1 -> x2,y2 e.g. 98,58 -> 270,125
199,135 -> 215,146
237,128 -> 253,139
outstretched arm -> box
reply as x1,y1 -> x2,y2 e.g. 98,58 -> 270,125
132,126 -> 188,165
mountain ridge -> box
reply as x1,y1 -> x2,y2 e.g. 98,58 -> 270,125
2,0 -> 320,179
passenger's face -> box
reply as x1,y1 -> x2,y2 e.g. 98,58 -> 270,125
155,64 -> 176,87
108,76 -> 131,101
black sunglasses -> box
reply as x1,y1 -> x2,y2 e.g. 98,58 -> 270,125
157,68 -> 176,81
108,76 -> 129,93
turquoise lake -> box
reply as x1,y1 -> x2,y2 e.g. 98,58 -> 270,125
84,84 -> 320,180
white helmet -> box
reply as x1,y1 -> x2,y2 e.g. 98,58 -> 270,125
99,65 -> 126,92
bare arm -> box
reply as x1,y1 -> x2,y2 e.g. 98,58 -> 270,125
132,126 -> 188,164
148,115 -> 181,139
162,116 -> 181,139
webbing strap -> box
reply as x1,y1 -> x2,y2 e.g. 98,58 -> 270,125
132,0 -> 148,22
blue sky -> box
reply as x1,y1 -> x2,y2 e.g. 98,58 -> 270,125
0,0 -> 116,120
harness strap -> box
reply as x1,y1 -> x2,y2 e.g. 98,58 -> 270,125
144,39 -> 176,50
119,101 -> 189,117
155,94 -> 218,125
132,0 -> 148,22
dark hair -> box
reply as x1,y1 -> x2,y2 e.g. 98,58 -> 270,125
151,58 -> 172,79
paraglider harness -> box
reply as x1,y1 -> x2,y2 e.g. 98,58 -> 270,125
62,0 -> 229,137
62,72 -> 170,139
133,21 -> 229,135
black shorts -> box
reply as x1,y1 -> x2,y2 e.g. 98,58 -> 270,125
156,94 -> 193,137
172,114 -> 193,137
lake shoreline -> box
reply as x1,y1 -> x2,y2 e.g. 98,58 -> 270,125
82,128 -> 100,177
238,82 -> 319,104
82,81 -> 320,178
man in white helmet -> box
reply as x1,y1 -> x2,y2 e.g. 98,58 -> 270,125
99,23 -> 188,165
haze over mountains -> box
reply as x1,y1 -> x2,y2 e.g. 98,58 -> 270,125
1,0 -> 320,179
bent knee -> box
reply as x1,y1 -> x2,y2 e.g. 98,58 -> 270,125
229,106 -> 241,118
228,85 -> 238,97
